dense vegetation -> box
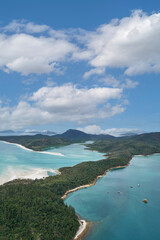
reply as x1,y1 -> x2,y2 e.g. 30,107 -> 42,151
0,184 -> 79,240
0,131 -> 160,239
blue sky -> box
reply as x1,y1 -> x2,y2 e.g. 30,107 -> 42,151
0,0 -> 160,135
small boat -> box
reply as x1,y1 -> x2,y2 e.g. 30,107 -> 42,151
142,199 -> 148,203
130,186 -> 134,188
117,191 -> 121,194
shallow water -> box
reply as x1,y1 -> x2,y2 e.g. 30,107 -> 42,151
0,141 -> 105,184
65,154 -> 160,240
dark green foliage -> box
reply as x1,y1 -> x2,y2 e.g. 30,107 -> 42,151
0,184 -> 79,240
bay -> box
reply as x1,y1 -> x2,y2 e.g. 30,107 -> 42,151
65,154 -> 160,240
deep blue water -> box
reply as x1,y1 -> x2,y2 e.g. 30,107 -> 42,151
0,141 -> 105,184
65,155 -> 160,240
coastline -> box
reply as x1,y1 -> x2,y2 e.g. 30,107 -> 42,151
64,152 -> 160,240
61,163 -> 130,240
74,220 -> 90,240
56,169 -> 62,175
0,140 -> 64,156
62,151 -> 159,239
61,164 -> 129,200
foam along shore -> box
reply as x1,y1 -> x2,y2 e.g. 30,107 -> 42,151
0,140 -> 64,156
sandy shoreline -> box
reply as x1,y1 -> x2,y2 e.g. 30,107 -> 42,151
74,220 -> 90,240
56,169 -> 62,175
62,152 -> 159,239
61,165 -> 129,200
61,164 -> 130,240
64,152 -> 158,239
0,140 -> 64,156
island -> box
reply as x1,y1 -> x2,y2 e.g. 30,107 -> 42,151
0,130 -> 160,239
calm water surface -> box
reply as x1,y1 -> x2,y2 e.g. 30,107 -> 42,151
65,155 -> 160,240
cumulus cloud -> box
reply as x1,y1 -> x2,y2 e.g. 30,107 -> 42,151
3,20 -> 50,33
0,28 -> 76,75
78,125 -> 144,136
83,67 -> 105,79
0,84 -> 124,130
78,125 -> 104,135
77,10 -> 160,76
101,75 -> 139,89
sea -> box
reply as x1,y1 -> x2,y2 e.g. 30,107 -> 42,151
0,141 -> 160,240
65,154 -> 160,240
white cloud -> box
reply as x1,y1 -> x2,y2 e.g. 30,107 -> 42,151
0,84 -> 124,130
78,125 -> 104,135
0,31 -> 76,75
121,79 -> 139,89
77,10 -> 160,76
83,67 -> 105,79
3,20 -> 50,33
101,75 -> 138,89
103,127 -> 144,136
78,125 -> 144,136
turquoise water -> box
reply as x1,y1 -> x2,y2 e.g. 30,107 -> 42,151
0,141 -> 105,185
65,154 -> 160,240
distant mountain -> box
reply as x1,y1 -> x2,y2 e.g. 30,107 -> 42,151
119,132 -> 138,137
0,129 -> 56,136
61,129 -> 90,139
0,130 -> 17,136
0,128 -> 115,140
42,130 -> 56,135
21,130 -> 56,136
55,129 -> 115,141
0,130 -> 15,134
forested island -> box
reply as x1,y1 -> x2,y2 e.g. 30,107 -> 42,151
1,130 -> 160,239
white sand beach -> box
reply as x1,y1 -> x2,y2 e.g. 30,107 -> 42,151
74,220 -> 87,239
0,140 -> 64,156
